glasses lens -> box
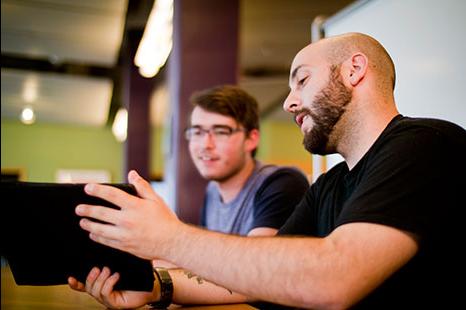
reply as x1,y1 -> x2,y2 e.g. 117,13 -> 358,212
185,126 -> 243,142
212,126 -> 233,138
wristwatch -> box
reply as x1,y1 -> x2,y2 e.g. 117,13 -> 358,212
148,267 -> 173,309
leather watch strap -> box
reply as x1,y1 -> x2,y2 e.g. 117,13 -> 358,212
148,267 -> 173,309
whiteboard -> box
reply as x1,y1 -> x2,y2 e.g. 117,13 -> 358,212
323,0 -> 466,129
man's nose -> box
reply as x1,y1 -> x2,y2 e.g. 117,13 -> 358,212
200,131 -> 215,147
283,91 -> 300,113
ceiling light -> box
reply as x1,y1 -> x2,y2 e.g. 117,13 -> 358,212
112,107 -> 128,142
134,0 -> 173,78
20,106 -> 36,125
22,74 -> 38,103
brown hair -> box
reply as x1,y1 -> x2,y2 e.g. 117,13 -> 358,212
190,85 -> 260,133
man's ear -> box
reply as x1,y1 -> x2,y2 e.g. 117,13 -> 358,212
348,52 -> 368,86
245,129 -> 260,153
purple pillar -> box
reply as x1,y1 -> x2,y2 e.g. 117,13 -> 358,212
167,0 -> 239,224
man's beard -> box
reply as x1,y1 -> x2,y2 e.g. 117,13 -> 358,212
301,66 -> 352,155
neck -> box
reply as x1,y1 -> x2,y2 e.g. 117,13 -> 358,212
217,158 -> 256,203
336,95 -> 399,170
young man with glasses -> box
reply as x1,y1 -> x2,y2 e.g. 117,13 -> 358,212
185,85 -> 309,236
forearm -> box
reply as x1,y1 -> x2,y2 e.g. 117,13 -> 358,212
161,223 -> 417,309
162,224 -> 329,308
168,268 -> 251,305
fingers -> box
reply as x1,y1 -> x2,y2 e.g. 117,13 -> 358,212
85,267 -> 101,293
78,218 -> 123,248
75,204 -> 120,225
79,267 -> 122,308
88,231 -> 128,253
86,267 -> 112,299
68,276 -> 85,292
128,170 -> 177,219
101,272 -> 120,297
84,183 -> 139,210
128,170 -> 161,201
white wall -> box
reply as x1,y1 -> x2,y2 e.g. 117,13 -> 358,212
323,0 -> 466,129
318,0 -> 466,173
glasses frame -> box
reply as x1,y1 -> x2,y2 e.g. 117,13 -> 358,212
184,125 -> 245,142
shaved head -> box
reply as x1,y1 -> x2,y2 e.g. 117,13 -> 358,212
285,33 -> 399,156
317,32 -> 396,92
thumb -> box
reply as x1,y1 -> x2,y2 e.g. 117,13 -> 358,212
128,170 -> 161,201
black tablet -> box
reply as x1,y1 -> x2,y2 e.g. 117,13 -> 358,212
0,181 -> 155,292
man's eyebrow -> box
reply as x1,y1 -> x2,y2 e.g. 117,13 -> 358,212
211,124 -> 233,129
290,64 -> 304,81
189,124 -> 232,128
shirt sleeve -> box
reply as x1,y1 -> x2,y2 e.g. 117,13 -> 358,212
251,167 -> 309,230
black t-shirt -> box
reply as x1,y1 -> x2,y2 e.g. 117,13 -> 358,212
276,115 -> 466,309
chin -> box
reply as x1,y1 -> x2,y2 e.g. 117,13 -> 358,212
198,171 -> 217,180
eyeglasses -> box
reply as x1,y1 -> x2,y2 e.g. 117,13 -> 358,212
184,125 -> 245,142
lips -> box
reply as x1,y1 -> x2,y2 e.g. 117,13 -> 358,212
198,153 -> 218,161
295,111 -> 309,127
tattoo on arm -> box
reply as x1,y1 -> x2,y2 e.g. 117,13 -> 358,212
183,270 -> 233,295
184,270 -> 204,284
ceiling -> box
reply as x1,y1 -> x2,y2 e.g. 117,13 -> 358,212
1,0 -> 355,127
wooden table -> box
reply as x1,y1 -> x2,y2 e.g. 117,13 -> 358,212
1,264 -> 256,310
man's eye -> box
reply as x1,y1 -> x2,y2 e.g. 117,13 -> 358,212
213,129 -> 231,136
191,129 -> 203,136
297,76 -> 308,86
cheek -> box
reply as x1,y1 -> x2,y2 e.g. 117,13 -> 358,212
230,143 -> 248,160
188,143 -> 198,157
217,142 -> 240,158
216,144 -> 232,156
303,84 -> 324,107
301,86 -> 315,103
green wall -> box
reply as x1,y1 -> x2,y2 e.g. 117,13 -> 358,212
1,120 -> 124,182
150,126 -> 166,180
257,120 -> 311,177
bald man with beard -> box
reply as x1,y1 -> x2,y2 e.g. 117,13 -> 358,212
69,32 -> 465,309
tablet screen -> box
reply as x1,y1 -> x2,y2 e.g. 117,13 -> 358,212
1,181 -> 155,292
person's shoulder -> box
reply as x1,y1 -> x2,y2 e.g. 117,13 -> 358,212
367,115 -> 466,170
255,164 -> 309,192
377,115 -> 465,153
267,166 -> 309,184
391,115 -> 465,139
